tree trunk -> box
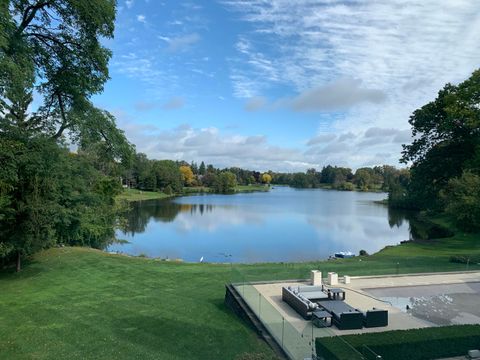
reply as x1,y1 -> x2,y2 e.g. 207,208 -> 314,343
16,251 -> 21,272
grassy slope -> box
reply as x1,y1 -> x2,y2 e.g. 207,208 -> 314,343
1,220 -> 478,359
117,185 -> 269,202
0,248 -> 273,360
235,185 -> 269,192
116,188 -> 173,201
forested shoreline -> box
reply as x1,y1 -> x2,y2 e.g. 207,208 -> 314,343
119,154 -> 409,195
1,1 -> 478,272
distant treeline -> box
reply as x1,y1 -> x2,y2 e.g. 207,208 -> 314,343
120,153 -> 408,194
272,165 -> 409,192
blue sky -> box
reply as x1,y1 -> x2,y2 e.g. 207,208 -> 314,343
93,0 -> 480,172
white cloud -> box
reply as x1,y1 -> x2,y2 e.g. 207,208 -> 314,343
244,96 -> 267,111
116,114 -> 413,172
161,33 -> 201,53
136,14 -> 146,23
116,117 -> 314,171
223,0 -> 480,167
306,134 -> 336,146
125,0 -> 134,9
290,79 -> 386,111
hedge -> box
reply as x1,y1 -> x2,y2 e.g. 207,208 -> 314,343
316,325 -> 480,360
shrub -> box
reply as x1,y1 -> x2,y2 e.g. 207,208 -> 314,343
316,325 -> 480,360
441,171 -> 480,232
335,182 -> 355,191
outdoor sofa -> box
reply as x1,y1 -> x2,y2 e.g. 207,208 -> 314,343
282,285 -> 328,319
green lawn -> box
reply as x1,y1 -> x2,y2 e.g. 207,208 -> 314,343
0,248 -> 274,360
1,221 -> 479,359
235,184 -> 270,192
117,185 -> 269,202
116,188 -> 173,201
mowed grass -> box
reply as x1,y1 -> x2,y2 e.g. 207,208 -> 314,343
0,248 -> 274,360
235,185 -> 270,192
116,188 -> 173,201
232,224 -> 480,282
117,185 -> 269,202
0,224 -> 479,360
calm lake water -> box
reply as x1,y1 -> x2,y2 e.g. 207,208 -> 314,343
109,187 -> 411,263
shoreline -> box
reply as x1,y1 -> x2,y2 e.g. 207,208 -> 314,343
116,184 -> 270,202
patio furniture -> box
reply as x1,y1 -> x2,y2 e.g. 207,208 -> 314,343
282,285 -> 328,319
327,288 -> 346,300
312,310 -> 332,328
297,285 -> 329,301
318,300 -> 364,330
363,308 -> 388,328
282,286 -> 318,319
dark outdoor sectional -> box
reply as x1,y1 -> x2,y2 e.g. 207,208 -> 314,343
363,308 -> 388,328
282,285 -> 327,319
282,284 -> 388,330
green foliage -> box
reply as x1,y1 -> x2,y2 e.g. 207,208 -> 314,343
1,0 -> 133,160
441,171 -> 480,231
316,325 -> 480,360
0,0 -> 135,268
164,185 -> 174,195
401,69 -> 480,209
212,171 -> 237,193
0,136 -> 122,264
154,160 -> 183,192
334,181 -> 355,191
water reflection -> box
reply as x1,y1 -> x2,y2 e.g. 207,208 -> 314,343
120,200 -> 216,234
111,187 -> 412,263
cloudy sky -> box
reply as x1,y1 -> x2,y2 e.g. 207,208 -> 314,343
93,0 -> 480,172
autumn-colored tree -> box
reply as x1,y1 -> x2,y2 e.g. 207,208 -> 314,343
261,173 -> 272,184
179,165 -> 194,186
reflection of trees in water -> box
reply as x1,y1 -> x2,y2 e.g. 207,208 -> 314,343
388,207 -> 454,241
387,207 -> 423,240
119,200 -> 215,235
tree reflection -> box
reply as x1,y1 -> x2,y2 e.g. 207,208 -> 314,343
118,200 -> 215,235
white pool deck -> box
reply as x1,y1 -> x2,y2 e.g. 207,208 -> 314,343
247,271 -> 480,337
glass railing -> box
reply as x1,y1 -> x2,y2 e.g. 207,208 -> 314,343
230,267 -> 379,360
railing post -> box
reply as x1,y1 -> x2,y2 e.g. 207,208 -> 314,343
258,293 -> 261,316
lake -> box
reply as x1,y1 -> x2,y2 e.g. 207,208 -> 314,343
109,186 -> 411,263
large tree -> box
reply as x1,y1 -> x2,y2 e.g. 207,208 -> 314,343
401,69 -> 480,208
1,0 -> 131,159
0,0 -> 133,270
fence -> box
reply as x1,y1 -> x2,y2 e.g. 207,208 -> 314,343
230,267 -> 377,360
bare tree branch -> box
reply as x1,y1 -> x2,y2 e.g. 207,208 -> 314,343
52,93 -> 69,139
17,1 -> 54,35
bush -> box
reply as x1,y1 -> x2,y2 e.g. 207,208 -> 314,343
441,171 -> 480,232
316,325 -> 480,360
164,185 -> 173,195
334,182 -> 355,191
359,249 -> 369,256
